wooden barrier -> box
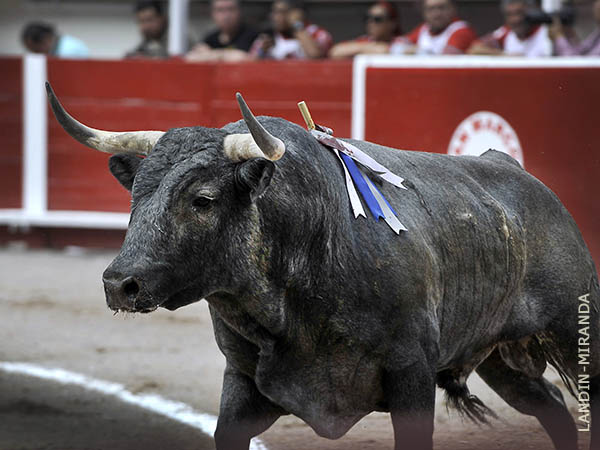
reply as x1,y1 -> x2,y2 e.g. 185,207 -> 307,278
0,57 -> 22,209
353,56 -> 600,270
0,56 -> 597,267
45,59 -> 352,212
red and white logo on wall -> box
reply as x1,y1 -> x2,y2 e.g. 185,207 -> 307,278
447,111 -> 524,166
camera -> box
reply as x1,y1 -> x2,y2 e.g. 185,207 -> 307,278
525,6 -> 576,26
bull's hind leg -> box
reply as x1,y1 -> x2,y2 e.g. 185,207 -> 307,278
476,348 -> 577,450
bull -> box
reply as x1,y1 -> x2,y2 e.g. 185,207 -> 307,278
46,82 -> 599,450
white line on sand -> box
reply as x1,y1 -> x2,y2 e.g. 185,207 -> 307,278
0,361 -> 268,450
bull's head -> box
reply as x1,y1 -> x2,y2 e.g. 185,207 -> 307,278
46,83 -> 289,313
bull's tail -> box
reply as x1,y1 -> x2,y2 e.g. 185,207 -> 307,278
533,274 -> 600,398
533,331 -> 579,398
436,369 -> 497,424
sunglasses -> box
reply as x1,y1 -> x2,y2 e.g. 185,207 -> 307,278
365,14 -> 388,23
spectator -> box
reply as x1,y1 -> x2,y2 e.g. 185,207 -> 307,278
329,1 -> 401,59
389,0 -> 476,55
21,22 -> 89,58
126,0 -> 168,59
186,0 -> 258,62
250,0 -> 333,60
550,0 -> 600,56
468,0 -> 553,57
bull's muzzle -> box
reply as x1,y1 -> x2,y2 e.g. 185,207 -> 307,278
102,269 -> 156,313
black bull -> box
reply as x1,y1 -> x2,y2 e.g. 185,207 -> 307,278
47,85 -> 599,450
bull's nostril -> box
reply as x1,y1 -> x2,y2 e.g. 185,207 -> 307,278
122,277 -> 140,298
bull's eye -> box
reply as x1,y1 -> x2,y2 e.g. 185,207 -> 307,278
192,195 -> 213,210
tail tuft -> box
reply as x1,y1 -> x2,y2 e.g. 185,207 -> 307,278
436,369 -> 497,424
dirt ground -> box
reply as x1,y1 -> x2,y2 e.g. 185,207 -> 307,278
0,247 -> 592,450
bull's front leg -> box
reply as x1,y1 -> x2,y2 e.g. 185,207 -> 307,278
214,364 -> 283,450
384,347 -> 437,450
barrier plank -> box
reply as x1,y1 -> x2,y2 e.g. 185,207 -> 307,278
0,57 -> 22,208
45,59 -> 352,213
2,56 -> 596,265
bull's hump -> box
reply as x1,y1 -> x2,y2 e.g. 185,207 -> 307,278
479,149 -> 523,169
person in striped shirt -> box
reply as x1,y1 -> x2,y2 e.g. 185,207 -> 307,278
250,0 -> 333,60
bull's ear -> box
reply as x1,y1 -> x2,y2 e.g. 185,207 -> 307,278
108,154 -> 143,191
235,157 -> 275,203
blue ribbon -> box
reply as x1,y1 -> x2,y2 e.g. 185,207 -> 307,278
340,153 -> 384,221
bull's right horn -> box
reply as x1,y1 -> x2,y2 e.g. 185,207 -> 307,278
46,82 -> 164,156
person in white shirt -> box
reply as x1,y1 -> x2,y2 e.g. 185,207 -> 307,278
389,0 -> 477,55
21,22 -> 89,59
468,0 -> 553,57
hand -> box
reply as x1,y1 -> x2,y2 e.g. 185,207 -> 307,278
253,34 -> 274,59
404,45 -> 417,55
184,44 -> 212,62
466,42 -> 503,56
125,51 -> 145,59
259,34 -> 275,52
548,15 -> 564,40
287,8 -> 305,29
222,49 -> 251,62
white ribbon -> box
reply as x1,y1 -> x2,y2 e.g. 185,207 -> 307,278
312,130 -> 407,190
332,148 -> 366,219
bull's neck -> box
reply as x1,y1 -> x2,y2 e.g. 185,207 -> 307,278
209,148 -> 364,348
206,276 -> 344,354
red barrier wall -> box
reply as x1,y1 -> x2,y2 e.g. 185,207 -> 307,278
1,57 -> 597,266
364,66 -> 599,267
0,57 -> 22,209
46,59 -> 352,212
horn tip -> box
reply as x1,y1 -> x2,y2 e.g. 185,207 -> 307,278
236,92 -> 248,110
45,81 -> 53,97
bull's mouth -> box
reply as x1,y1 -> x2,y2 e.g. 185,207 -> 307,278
159,284 -> 202,311
104,275 -> 162,314
106,280 -> 202,314
160,296 -> 198,311
110,304 -> 158,314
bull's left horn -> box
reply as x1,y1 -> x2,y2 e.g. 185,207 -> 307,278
46,82 -> 164,155
236,92 -> 285,161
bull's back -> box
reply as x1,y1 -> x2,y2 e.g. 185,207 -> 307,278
346,140 -> 596,365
